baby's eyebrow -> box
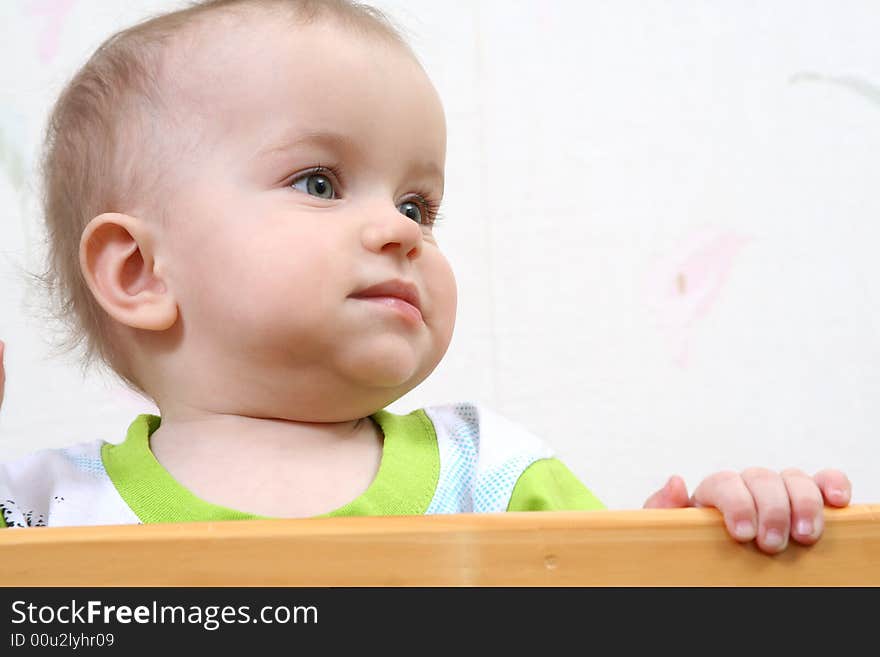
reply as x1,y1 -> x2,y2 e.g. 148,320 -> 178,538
408,161 -> 445,196
255,130 -> 360,161
254,129 -> 445,194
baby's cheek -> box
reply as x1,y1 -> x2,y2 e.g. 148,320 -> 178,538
426,259 -> 458,342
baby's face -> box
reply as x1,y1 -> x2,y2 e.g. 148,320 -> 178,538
153,16 -> 456,421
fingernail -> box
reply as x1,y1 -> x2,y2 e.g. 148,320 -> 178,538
830,488 -> 848,502
796,518 -> 813,536
734,521 -> 755,540
764,528 -> 786,550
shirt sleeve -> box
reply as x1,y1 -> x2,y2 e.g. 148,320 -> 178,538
507,458 -> 605,511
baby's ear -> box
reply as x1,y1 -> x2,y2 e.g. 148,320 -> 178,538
79,213 -> 177,331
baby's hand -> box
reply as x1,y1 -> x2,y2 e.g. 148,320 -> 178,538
643,468 -> 851,554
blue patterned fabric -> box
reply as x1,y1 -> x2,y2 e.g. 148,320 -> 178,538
424,403 -> 551,514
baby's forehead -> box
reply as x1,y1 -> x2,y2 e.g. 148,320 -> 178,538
161,9 -> 408,106
159,11 -> 283,105
155,11 -> 438,155
161,10 -> 414,132
149,14 -> 328,151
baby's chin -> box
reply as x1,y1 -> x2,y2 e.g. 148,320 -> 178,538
320,363 -> 436,419
332,335 -> 444,389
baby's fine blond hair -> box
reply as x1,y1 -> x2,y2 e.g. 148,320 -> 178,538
36,0 -> 407,392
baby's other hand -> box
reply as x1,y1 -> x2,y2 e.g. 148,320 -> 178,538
643,468 -> 852,554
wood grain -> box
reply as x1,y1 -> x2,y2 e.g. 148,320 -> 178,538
1,505 -> 877,586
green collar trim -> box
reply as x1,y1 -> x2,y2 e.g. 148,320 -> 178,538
101,409 -> 439,523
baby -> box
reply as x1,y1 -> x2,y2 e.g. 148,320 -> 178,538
0,0 -> 850,554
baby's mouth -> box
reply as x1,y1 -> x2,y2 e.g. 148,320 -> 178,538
349,279 -> 423,324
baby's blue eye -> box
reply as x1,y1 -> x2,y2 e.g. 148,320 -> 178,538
398,201 -> 423,224
290,172 -> 335,199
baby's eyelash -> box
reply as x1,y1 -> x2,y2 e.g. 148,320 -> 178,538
315,162 -> 345,184
409,190 -> 444,226
285,162 -> 345,190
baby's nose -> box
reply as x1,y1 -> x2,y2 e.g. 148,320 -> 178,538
361,205 -> 423,259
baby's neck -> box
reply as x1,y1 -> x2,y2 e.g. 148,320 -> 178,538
151,410 -> 371,451
148,410 -> 384,517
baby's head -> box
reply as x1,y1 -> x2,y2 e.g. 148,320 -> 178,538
40,0 -> 456,422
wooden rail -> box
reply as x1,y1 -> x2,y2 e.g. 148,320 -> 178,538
1,505 -> 877,586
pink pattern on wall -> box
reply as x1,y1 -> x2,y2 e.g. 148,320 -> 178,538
27,0 -> 77,63
645,227 -> 752,368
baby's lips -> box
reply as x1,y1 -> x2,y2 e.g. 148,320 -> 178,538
350,279 -> 421,312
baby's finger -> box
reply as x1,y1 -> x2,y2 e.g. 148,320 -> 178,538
643,475 -> 690,509
781,468 -> 824,545
813,469 -> 851,507
741,467 -> 791,553
691,471 -> 757,542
